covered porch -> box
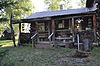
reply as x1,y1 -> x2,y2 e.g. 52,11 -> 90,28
17,7 -> 98,48
18,16 -> 97,47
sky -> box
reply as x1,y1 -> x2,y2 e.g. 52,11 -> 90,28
31,0 -> 85,12
31,0 -> 47,12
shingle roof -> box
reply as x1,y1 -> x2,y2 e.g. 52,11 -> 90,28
26,7 -> 97,19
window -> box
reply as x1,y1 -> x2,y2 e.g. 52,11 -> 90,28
56,20 -> 65,29
58,23 -> 64,28
21,23 -> 30,33
38,23 -> 45,32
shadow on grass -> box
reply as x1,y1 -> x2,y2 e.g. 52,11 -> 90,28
0,44 -> 100,66
0,46 -> 12,66
0,48 -> 9,64
0,46 -> 20,66
0,39 -> 18,66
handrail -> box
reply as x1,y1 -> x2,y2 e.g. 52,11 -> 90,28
31,33 -> 38,39
96,32 -> 100,39
48,33 -> 54,39
77,34 -> 80,51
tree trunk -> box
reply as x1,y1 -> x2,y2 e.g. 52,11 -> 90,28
10,13 -> 16,47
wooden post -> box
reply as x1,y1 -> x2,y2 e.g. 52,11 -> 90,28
72,18 -> 75,42
48,21 -> 51,36
51,19 -> 55,45
69,19 -> 71,29
93,15 -> 96,29
48,21 -> 51,41
93,15 -> 97,42
18,23 -> 21,46
77,34 -> 80,50
35,22 -> 39,42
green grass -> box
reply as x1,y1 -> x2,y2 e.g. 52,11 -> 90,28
0,47 -> 73,66
0,40 -> 18,47
0,40 -> 100,66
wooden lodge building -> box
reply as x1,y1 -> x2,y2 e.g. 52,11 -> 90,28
14,0 -> 100,47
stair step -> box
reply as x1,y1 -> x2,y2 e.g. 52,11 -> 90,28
38,41 -> 52,44
56,41 -> 73,43
74,43 -> 83,45
57,44 -> 66,46
93,43 -> 99,45
56,37 -> 73,40
56,41 -> 74,46
74,43 -> 99,45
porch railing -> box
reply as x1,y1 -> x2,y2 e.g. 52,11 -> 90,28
77,33 -> 80,51
48,33 -> 54,39
31,33 -> 38,39
48,33 -> 54,44
96,32 -> 100,46
31,33 -> 38,48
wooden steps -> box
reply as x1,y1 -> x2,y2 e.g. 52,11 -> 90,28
74,42 -> 99,45
55,37 -> 72,40
37,41 -> 53,44
34,41 -> 53,48
55,36 -> 73,47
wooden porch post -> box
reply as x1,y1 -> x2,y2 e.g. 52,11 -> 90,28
35,22 -> 39,42
93,15 -> 96,29
48,21 -> 51,41
51,19 -> 55,44
93,15 -> 97,42
72,18 -> 75,42
18,23 -> 21,46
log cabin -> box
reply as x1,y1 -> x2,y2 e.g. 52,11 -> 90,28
13,0 -> 100,47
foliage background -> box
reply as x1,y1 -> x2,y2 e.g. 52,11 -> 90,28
0,0 -> 34,35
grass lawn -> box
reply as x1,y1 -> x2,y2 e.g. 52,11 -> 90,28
0,40 -> 100,66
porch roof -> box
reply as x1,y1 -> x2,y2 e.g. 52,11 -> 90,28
25,7 -> 97,20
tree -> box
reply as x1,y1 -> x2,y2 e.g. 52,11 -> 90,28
0,0 -> 17,11
45,0 -> 62,11
1,0 -> 34,19
10,14 -> 16,47
0,0 -> 34,47
0,0 -> 34,33
78,0 -> 86,8
45,0 -> 72,11
63,0 -> 72,9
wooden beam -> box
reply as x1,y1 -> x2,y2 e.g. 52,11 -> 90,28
52,19 -> 55,33
22,17 -> 51,22
93,15 -> 97,41
72,18 -> 75,42
51,19 -> 55,44
35,22 -> 39,42
18,23 -> 21,46
48,21 -> 51,38
93,15 -> 96,29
